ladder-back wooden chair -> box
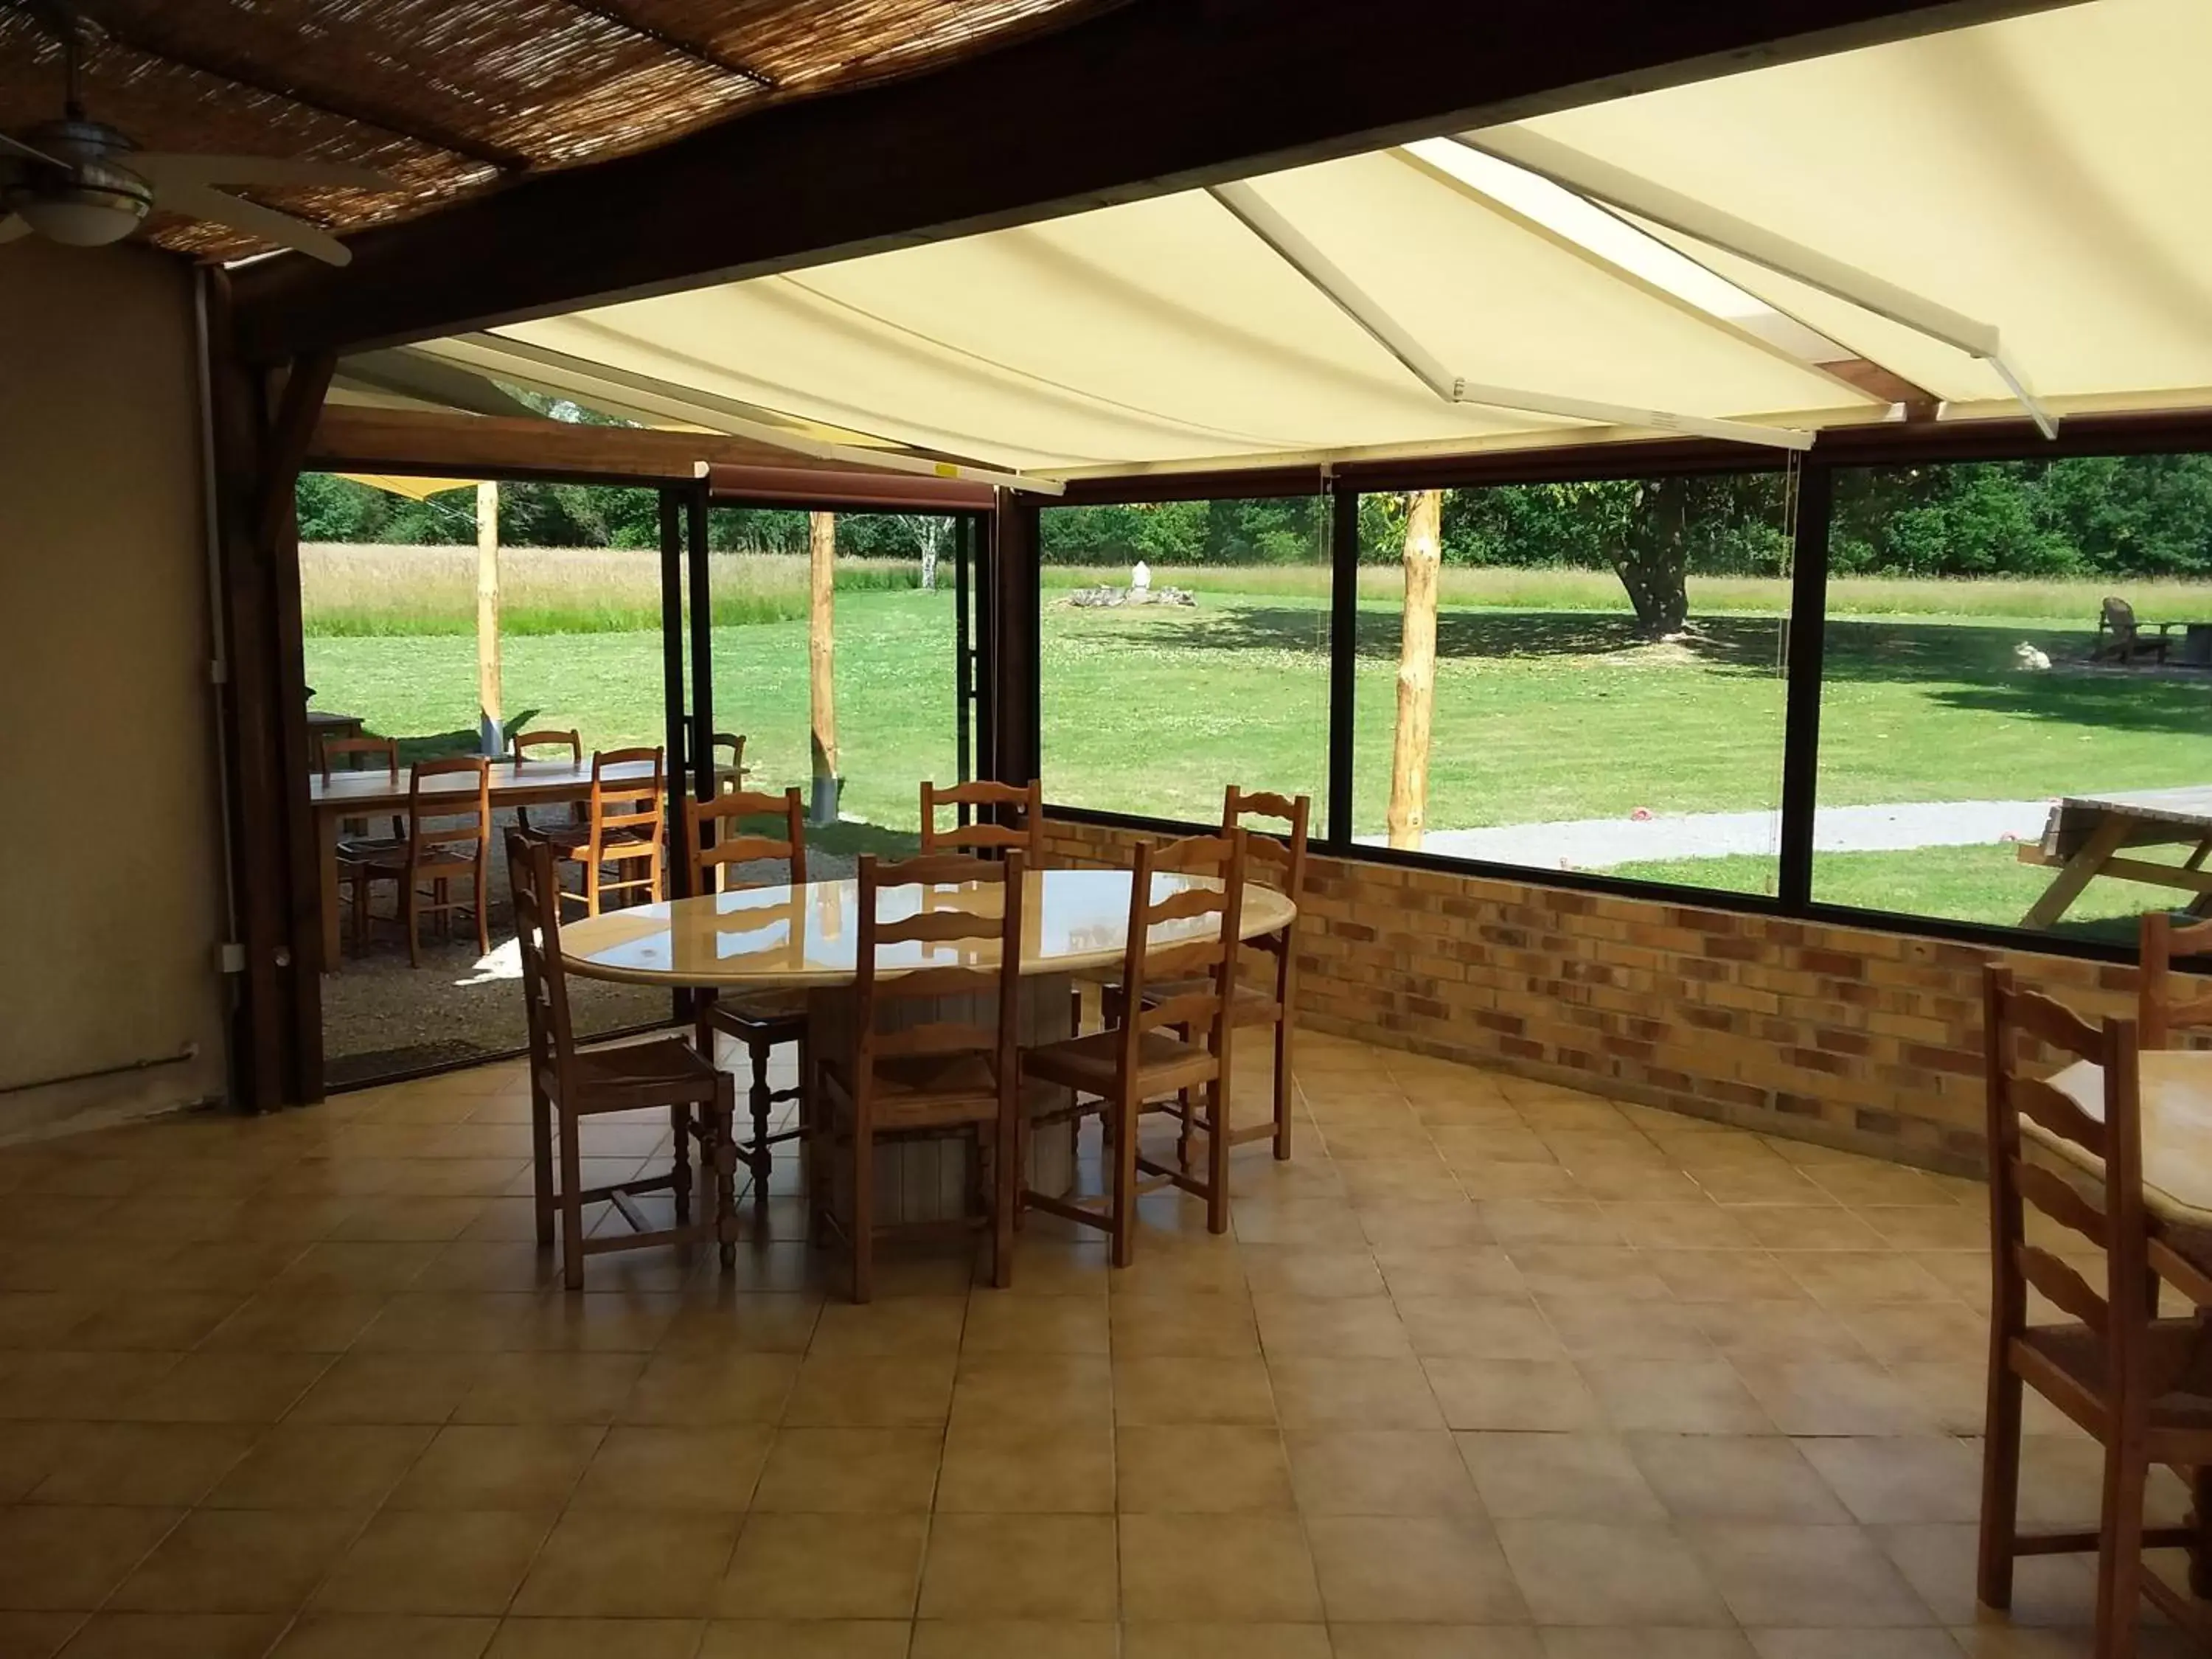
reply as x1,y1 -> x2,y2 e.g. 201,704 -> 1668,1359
319,734 -> 403,957
1978,966 -> 2212,1658
508,830 -> 739,1290
552,747 -> 665,917
919,778 -> 1046,863
684,786 -> 810,1192
362,754 -> 491,967
508,726 -> 582,833
812,849 -> 1028,1301
712,732 -> 748,793
2140,911 -> 2212,1047
1021,830 -> 1246,1265
1111,786 -> 1308,1164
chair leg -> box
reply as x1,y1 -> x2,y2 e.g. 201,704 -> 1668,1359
990,1108 -> 1016,1290
2095,1436 -> 2147,1659
2191,1467 -> 2212,1599
1205,1076 -> 1231,1235
1271,1015 -> 1293,1161
748,1037 -> 775,1192
1978,1360 -> 2024,1610
1175,1023 -> 1196,1172
851,1110 -> 874,1304
473,874 -> 490,957
529,1085 -> 554,1249
558,1106 -> 585,1291
405,882 -> 422,970
670,1102 -> 693,1227
714,1074 -> 739,1267
1110,1088 -> 1139,1270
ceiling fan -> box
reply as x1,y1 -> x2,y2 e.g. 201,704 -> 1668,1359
0,7 -> 388,265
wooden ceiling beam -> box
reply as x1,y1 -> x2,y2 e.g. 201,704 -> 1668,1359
553,0 -> 774,88
229,0 -> 2076,363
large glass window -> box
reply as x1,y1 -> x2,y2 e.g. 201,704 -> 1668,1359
1349,474 -> 1793,896
1814,455 -> 2212,941
1039,495 -> 1329,824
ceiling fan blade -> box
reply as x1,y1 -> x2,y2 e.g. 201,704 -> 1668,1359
159,178 -> 351,265
0,215 -> 29,244
134,153 -> 391,192
0,131 -> 66,169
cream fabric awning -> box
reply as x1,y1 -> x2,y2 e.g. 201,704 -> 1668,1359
397,0 -> 2211,486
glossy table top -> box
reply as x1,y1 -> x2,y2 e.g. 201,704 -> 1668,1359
2040,1051 -> 2212,1228
312,758 -> 725,815
557,867 -> 1297,989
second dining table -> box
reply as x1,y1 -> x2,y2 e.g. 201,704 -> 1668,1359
558,864 -> 1296,1228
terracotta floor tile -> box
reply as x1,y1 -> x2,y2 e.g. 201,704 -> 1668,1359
1307,1514 -> 1527,1623
389,1425 -> 604,1510
1114,1355 -> 1276,1426
1252,1293 -> 1413,1359
510,1506 -> 742,1616
1795,1435 -> 1983,1524
0,1506 -> 183,1610
1269,1357 -> 1441,1430
449,1352 -> 646,1425
1118,1513 -> 1323,1622
481,1618 -> 705,1658
286,1352 -> 485,1425
265,1614 -> 499,1659
751,1427 -> 942,1513
1745,1630 -> 1961,1659
1116,1425 -> 1294,1513
1285,1429 -> 1481,1516
1269,1627 -> 1452,1658
784,1352 -> 955,1427
0,1613 -> 83,1659
695,1621 -> 911,1658
960,1293 -> 1109,1354
1242,1247 -> 1388,1300
26,1423 -> 257,1507
1371,1248 -> 1526,1301
1626,1433 -> 1848,1523
1394,1295 -> 1564,1362
717,1512 -> 926,1620
204,1422 -> 432,1509
621,1352 -> 800,1426
122,1350 -> 334,1424
1726,1357 -> 1939,1437
1107,1296 -> 1261,1358
1537,1295 -> 1713,1360
48,1612 -> 287,1658
570,1425 -> 771,1512
1422,1360 -> 1601,1433
1688,1521 -> 1935,1627
1579,1357 -> 1774,1434
1496,1520 -> 1732,1627
935,1418 -> 1114,1514
918,1514 -> 1118,1620
1460,1431 -> 1664,1521
809,1295 -> 966,1357
1539,1632 -> 1750,1659
109,1506 -> 364,1612
200,1290 -> 391,1353
909,1621 -> 1118,1658
312,1509 -> 556,1615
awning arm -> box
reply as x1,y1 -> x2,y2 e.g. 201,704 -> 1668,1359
1207,179 -> 1812,453
410,333 -> 1066,495
1459,126 -> 2059,439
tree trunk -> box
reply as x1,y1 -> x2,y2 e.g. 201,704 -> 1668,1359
1610,474 -> 1692,636
919,521 -> 939,591
808,510 -> 840,824
475,480 -> 502,756
1387,489 -> 1442,851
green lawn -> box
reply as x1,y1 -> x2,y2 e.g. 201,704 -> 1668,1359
305,577 -> 2212,931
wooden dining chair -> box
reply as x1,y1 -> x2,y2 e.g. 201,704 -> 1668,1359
919,777 -> 1046,863
1109,785 -> 1308,1164
319,734 -> 403,956
684,786 -> 811,1191
363,755 -> 492,967
508,830 -> 740,1290
552,747 -> 665,917
509,726 -> 582,833
812,849 -> 1029,1302
1021,830 -> 1246,1265
712,732 -> 748,793
2139,911 -> 2212,1047
1978,965 -> 2212,1658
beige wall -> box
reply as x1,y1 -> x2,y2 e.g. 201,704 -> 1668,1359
0,241 -> 229,1133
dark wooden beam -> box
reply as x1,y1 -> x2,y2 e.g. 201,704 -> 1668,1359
554,0 -> 772,87
700,462 -> 993,512
230,0 -> 2074,362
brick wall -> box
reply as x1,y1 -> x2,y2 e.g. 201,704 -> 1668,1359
1043,815 -> 2150,1178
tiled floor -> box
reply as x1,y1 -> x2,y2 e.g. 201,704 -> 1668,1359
0,1028 -> 2193,1657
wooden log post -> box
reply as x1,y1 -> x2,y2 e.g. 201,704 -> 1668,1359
476,479 -> 503,756
1386,489 -> 1442,851
809,510 -> 840,825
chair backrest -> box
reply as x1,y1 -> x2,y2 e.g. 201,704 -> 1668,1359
2139,911 -> 2212,1046
850,849 -> 1026,1110
1983,965 -> 2151,1392
1116,829 -> 1248,1066
408,755 -> 490,860
507,830 -> 578,1091
1224,785 -> 1310,902
2102,597 -> 2139,637
509,728 -> 582,766
684,786 -> 806,897
712,733 -> 746,793
587,747 -> 665,858
319,734 -> 398,784
920,778 -> 1046,862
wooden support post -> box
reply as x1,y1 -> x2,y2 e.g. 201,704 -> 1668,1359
1386,489 -> 1441,851
476,479 -> 502,756
809,510 -> 840,825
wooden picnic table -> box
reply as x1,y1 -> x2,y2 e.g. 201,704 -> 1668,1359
310,757 -> 732,970
2016,786 -> 2212,928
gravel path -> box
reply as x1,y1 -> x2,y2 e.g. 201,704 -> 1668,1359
1375,798 -> 2056,870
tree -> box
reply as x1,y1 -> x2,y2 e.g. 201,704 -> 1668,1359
809,511 -> 839,824
1387,490 -> 1443,849
1611,474 -> 1694,636
475,481 -> 502,756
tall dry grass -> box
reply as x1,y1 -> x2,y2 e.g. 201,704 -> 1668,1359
300,544 -> 919,636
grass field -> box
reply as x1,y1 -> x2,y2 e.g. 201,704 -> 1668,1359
301,555 -> 2212,932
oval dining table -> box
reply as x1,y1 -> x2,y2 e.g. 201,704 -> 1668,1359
558,866 -> 1296,1226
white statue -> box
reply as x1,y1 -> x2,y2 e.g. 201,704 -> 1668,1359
1131,560 -> 1151,592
